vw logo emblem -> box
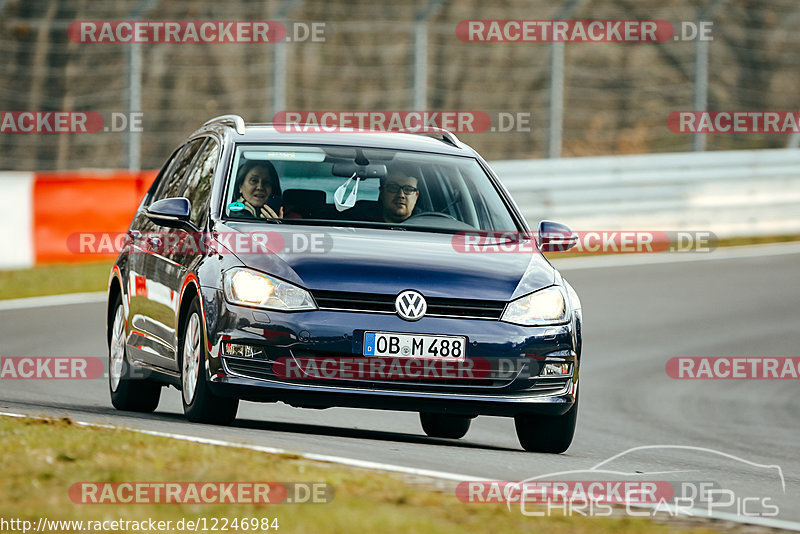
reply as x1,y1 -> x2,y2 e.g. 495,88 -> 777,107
395,290 -> 427,321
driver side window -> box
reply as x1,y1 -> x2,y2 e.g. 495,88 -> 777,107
181,139 -> 220,228
152,138 -> 205,202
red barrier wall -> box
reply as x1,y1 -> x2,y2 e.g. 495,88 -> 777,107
32,170 -> 157,264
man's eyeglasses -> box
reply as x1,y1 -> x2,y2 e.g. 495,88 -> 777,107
384,183 -> 419,195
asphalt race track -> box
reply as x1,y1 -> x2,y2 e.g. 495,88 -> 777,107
1,245 -> 798,527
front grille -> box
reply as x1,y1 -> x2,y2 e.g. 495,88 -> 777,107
311,290 -> 506,320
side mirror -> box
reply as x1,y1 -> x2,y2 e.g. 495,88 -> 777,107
538,220 -> 578,252
146,197 -> 195,231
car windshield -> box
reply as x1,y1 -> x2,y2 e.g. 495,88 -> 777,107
223,144 -> 519,233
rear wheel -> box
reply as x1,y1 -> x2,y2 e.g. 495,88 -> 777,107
180,297 -> 238,425
514,394 -> 578,453
420,412 -> 471,439
108,295 -> 161,412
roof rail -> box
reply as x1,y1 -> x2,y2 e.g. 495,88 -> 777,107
203,114 -> 246,135
395,127 -> 460,147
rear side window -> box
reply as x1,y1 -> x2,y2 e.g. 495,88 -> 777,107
181,139 -> 220,228
153,138 -> 205,202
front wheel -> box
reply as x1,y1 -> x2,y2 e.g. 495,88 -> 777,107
420,412 -> 471,439
514,394 -> 578,453
108,295 -> 161,412
180,297 -> 239,425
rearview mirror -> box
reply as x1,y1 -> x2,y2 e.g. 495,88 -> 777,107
331,162 -> 387,178
538,220 -> 578,252
146,197 -> 196,231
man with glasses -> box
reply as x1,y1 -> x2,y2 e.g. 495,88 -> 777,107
378,170 -> 420,223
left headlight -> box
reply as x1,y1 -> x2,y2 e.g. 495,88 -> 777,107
501,285 -> 568,326
223,268 -> 316,311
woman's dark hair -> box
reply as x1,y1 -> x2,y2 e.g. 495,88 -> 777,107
235,160 -> 281,196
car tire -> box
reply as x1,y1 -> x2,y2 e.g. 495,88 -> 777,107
108,294 -> 161,412
419,412 -> 471,439
180,297 -> 238,425
514,393 -> 578,453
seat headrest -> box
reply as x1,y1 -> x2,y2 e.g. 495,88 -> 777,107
283,189 -> 326,206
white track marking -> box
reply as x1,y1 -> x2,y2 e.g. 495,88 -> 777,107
550,241 -> 800,271
0,291 -> 106,311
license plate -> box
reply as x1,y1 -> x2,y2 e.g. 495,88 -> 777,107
363,332 -> 466,359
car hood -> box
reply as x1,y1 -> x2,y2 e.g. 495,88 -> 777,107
215,222 -> 555,301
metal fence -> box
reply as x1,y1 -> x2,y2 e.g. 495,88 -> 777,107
494,148 -> 800,238
2,0 -> 800,170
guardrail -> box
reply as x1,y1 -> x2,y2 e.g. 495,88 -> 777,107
493,148 -> 800,238
1,148 -> 798,269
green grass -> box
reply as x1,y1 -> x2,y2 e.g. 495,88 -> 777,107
0,415 -> 720,534
711,233 -> 800,247
0,261 -> 111,300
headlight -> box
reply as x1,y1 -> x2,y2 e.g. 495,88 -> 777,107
501,286 -> 568,326
223,268 -> 316,311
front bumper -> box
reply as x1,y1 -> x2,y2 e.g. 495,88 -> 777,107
200,287 -> 581,417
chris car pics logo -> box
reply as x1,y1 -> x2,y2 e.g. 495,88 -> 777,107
459,446 -> 784,518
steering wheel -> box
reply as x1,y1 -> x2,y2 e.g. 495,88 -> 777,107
402,211 -> 459,223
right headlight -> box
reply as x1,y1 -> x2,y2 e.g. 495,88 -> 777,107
501,285 -> 568,326
223,268 -> 316,311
